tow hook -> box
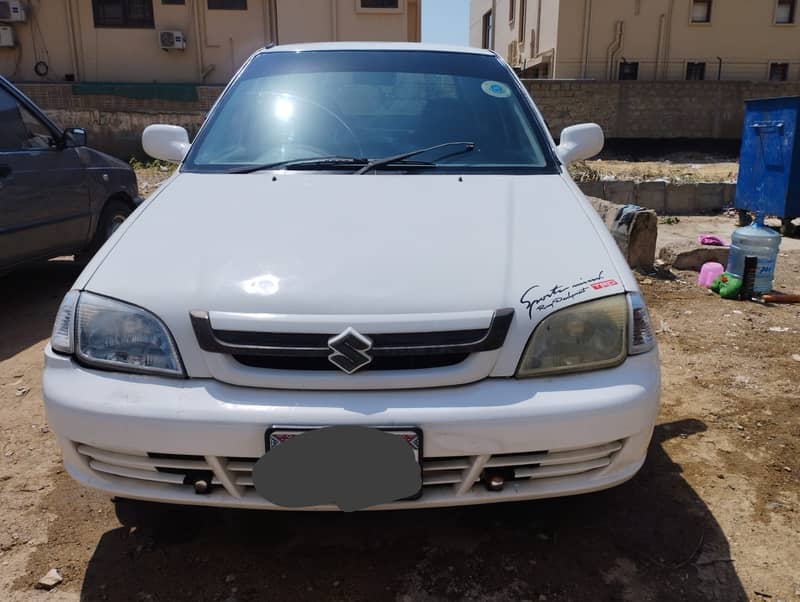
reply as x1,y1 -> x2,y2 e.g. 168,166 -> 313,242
482,468 -> 514,492
182,470 -> 215,494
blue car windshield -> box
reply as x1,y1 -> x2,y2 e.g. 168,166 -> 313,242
182,50 -> 557,174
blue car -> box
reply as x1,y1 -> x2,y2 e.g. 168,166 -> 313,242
0,76 -> 141,272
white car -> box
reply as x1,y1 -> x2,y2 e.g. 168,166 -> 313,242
43,43 -> 659,513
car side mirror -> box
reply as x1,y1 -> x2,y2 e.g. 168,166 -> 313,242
142,124 -> 190,163
556,123 -> 604,165
63,127 -> 87,148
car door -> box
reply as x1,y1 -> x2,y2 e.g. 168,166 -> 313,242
0,84 -> 90,270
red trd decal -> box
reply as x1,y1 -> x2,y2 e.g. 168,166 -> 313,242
590,279 -> 619,290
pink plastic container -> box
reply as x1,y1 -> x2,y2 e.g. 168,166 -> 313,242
697,262 -> 725,288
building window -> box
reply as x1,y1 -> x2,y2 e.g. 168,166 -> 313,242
162,0 -> 185,4
359,0 -> 399,8
508,0 -> 515,22
776,0 -> 796,23
691,0 -> 712,23
686,62 -> 706,80
482,10 -> 493,49
92,0 -> 155,28
518,0 -> 527,42
619,61 -> 639,80
769,62 -> 789,81
207,0 -> 247,9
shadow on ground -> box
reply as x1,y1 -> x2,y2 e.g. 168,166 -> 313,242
75,420 -> 746,602
0,260 -> 81,362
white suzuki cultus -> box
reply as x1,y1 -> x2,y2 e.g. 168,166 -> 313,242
44,43 -> 659,513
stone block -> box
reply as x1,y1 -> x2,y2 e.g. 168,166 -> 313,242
577,180 -> 604,199
658,242 -> 730,271
626,210 -> 658,270
665,184 -> 697,215
722,183 -> 737,206
604,180 -> 636,205
587,197 -> 657,268
694,183 -> 726,213
636,181 -> 667,213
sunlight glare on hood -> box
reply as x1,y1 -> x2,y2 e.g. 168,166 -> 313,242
241,274 -> 281,296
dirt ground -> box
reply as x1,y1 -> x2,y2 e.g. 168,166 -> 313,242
584,160 -> 739,184
1,212 -> 799,600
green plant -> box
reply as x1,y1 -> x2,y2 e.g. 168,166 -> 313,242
128,157 -> 174,171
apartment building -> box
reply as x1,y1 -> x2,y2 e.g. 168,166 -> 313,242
0,0 -> 421,84
470,0 -> 800,80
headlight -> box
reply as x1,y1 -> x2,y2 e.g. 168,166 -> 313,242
51,290 -> 80,354
516,295 -> 628,378
628,292 -> 656,355
51,291 -> 184,377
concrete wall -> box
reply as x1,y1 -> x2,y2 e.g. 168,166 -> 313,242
578,180 -> 736,215
17,78 -> 800,158
525,79 -> 800,139
17,83 -> 219,157
473,0 -> 800,80
0,0 -> 419,85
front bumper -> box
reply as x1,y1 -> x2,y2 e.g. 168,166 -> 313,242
43,346 -> 660,510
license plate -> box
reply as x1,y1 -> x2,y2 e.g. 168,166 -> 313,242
256,426 -> 424,510
267,426 -> 422,462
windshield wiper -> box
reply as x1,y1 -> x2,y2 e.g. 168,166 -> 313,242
229,156 -> 368,174
356,141 -> 476,175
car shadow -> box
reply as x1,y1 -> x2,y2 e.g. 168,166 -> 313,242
0,259 -> 82,363
78,419 -> 747,601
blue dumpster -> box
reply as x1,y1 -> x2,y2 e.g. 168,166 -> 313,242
735,96 -> 800,233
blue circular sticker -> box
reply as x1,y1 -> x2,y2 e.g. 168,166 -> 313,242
481,80 -> 511,98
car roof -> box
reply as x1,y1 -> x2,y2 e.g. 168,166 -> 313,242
259,42 -> 496,57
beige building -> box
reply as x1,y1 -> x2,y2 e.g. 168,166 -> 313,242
0,0 -> 420,84
470,0 -> 800,80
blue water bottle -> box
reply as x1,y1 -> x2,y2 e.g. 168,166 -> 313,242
726,212 -> 782,294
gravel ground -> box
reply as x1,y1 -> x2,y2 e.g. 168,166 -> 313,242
0,173 -> 798,601
582,160 -> 739,184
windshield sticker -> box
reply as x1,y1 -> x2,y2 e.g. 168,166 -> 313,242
481,81 -> 512,98
520,271 -> 619,319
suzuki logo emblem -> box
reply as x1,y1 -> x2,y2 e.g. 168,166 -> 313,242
327,328 -> 373,374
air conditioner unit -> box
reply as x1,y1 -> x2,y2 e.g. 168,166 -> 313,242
159,30 -> 186,50
0,25 -> 15,47
0,1 -> 27,23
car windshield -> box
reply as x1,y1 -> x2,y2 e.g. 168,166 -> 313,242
183,50 -> 556,174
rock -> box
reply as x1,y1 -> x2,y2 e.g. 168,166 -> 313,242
36,568 -> 63,590
658,242 -> 730,271
15,386 -> 30,398
792,354 -> 800,362
587,197 -> 657,269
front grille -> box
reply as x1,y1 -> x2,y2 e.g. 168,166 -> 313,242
233,353 -> 469,371
75,440 -> 624,505
190,308 -> 514,373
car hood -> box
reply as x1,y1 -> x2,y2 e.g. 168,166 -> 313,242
82,173 -> 631,373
